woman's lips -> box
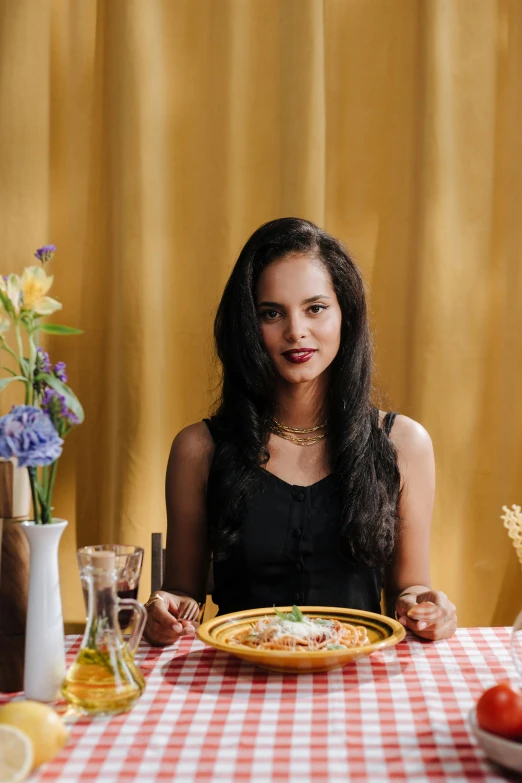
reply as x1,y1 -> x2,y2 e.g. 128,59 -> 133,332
282,349 -> 317,364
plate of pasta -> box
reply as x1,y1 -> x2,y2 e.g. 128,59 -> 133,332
197,605 -> 405,673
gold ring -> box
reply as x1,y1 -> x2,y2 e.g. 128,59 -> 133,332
144,592 -> 166,610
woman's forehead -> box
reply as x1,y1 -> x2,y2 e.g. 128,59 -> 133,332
256,253 -> 334,301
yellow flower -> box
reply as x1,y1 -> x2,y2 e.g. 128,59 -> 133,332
0,273 -> 22,315
0,299 -> 10,332
20,266 -> 62,316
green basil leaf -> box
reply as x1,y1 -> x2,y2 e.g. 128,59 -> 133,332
39,323 -> 83,335
291,605 -> 304,622
274,608 -> 290,621
0,375 -> 27,392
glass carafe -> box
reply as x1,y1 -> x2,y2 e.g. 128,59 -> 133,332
62,548 -> 147,715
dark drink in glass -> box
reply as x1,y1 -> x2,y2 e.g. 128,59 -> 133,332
81,583 -> 139,630
117,585 -> 139,629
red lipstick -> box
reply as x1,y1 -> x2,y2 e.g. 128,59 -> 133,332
282,349 -> 317,364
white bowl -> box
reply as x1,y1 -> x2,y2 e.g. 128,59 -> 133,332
469,708 -> 522,774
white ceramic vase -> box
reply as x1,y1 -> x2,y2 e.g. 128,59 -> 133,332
20,519 -> 67,702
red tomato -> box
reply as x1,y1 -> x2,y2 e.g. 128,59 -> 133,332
476,683 -> 522,740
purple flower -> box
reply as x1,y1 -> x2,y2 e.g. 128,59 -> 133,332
34,245 -> 57,264
42,388 -> 79,426
41,388 -> 58,409
36,347 -> 52,374
0,405 -> 63,467
53,361 -> 67,383
33,348 -> 52,395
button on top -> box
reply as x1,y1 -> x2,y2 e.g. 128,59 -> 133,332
295,592 -> 301,602
295,562 -> 303,572
293,528 -> 302,538
295,491 -> 305,502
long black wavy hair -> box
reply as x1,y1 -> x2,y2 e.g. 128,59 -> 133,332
208,217 -> 401,566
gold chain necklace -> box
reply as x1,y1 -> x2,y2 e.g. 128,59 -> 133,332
271,418 -> 328,447
272,418 -> 327,434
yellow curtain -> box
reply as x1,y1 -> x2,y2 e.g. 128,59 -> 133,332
0,0 -> 521,627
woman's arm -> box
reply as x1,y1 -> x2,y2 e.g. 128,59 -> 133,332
144,422 -> 213,646
384,415 -> 457,640
162,422 -> 213,601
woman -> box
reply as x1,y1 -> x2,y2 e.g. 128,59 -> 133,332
144,217 -> 457,646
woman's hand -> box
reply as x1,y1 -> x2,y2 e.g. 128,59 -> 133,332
395,589 -> 457,641
143,590 -> 201,647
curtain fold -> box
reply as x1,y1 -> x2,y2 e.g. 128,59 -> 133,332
0,0 -> 520,626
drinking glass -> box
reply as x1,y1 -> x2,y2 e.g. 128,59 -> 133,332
78,545 -> 143,630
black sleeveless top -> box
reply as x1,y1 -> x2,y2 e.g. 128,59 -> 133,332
204,412 -> 397,616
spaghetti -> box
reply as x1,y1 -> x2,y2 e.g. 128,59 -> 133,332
230,606 -> 370,652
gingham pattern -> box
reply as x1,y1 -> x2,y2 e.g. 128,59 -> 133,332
3,628 -> 519,782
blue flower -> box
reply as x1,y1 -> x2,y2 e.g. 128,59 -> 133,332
0,405 -> 63,467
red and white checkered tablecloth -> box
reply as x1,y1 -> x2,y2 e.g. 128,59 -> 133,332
2,628 -> 520,783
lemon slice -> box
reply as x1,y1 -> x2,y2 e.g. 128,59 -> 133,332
0,702 -> 68,769
0,724 -> 33,783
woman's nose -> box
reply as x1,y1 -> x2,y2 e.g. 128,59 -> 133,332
284,313 -> 309,343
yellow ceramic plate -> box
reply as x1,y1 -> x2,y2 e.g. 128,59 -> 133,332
197,606 -> 405,673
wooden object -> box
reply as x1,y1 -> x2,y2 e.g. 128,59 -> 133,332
0,460 -> 32,692
0,519 -> 29,692
151,532 -> 164,594
0,460 -> 31,519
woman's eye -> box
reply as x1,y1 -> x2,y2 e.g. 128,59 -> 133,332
309,304 -> 326,314
260,310 -> 279,320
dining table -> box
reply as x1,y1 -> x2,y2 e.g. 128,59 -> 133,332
1,628 -> 519,783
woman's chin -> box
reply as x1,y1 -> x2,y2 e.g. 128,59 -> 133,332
276,365 -> 324,385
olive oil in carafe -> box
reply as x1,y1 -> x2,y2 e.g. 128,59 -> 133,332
62,645 -> 145,714
63,548 -> 147,715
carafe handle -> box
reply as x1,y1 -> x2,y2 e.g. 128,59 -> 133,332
118,598 -> 147,654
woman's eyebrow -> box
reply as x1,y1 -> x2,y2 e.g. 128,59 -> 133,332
302,294 -> 331,304
257,294 -> 332,308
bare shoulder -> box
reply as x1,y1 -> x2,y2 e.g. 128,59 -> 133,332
379,412 -> 434,485
168,422 -> 214,478
388,413 -> 432,451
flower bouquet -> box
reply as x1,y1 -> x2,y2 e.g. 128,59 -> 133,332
0,245 -> 83,523
0,245 -> 84,700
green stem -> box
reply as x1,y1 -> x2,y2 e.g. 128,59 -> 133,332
40,501 -> 51,525
14,323 -> 29,403
0,366 -> 17,376
0,336 -> 18,363
28,334 -> 36,405
27,467 -> 40,525
47,459 -> 59,510
14,322 -> 24,367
